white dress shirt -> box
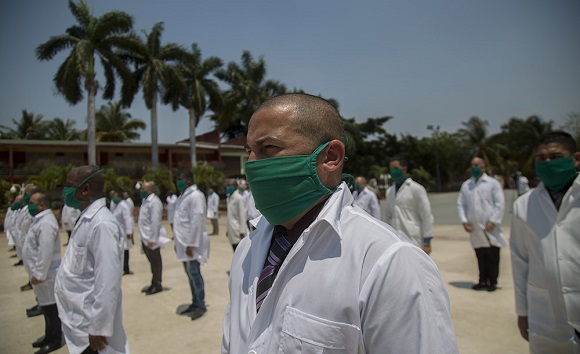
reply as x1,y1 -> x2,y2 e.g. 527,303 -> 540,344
222,183 -> 458,354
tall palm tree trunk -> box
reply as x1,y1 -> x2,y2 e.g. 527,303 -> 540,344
151,94 -> 159,168
189,106 -> 197,167
87,80 -> 97,165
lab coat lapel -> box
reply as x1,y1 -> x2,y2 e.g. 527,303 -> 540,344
556,175 -> 580,222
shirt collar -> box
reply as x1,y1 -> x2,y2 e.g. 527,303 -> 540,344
79,197 -> 107,222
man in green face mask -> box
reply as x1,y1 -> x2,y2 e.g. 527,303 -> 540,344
510,131 -> 580,352
223,93 -> 458,353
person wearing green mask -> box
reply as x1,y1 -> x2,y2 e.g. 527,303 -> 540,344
225,178 -> 249,252
222,93 -> 458,353
353,176 -> 380,219
112,189 -> 135,276
21,192 -> 64,353
385,158 -> 434,254
458,157 -> 508,292
510,131 -> 580,352
172,170 -> 210,320
55,165 -> 129,353
14,185 -> 40,268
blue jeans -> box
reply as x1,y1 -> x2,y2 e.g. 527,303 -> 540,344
183,260 -> 205,309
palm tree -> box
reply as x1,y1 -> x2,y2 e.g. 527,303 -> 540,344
458,116 -> 506,174
95,101 -> 146,142
123,22 -> 185,168
46,118 -> 81,141
215,51 -> 286,138
0,110 -> 47,139
36,0 -> 136,165
165,43 -> 223,167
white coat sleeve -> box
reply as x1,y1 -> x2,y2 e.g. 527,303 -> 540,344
369,193 -> 381,219
32,221 -> 58,281
416,186 -> 434,238
150,199 -> 162,242
361,245 -> 459,353
122,204 -> 132,236
184,194 -> 206,247
385,187 -> 394,225
490,181 -> 505,225
457,184 -> 468,224
236,197 -> 248,235
88,221 -> 123,337
510,202 -> 529,317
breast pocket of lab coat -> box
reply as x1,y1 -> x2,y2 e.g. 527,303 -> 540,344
279,306 -> 360,354
69,241 -> 88,275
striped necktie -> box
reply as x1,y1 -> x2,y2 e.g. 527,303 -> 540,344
256,226 -> 292,312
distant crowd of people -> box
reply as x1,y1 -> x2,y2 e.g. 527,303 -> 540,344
3,93 -> 578,353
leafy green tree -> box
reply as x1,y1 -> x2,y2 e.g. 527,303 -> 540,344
124,22 -> 185,168
142,167 -> 176,197
26,165 -> 74,192
165,43 -> 223,167
94,101 -> 146,142
215,51 -> 286,138
36,0 -> 135,164
0,110 -> 47,139
46,118 -> 81,141
457,116 -> 506,174
191,162 -> 225,194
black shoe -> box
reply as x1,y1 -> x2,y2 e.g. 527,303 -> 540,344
13,260 -> 23,266
141,285 -> 152,293
27,305 -> 43,318
21,282 -> 32,291
471,283 -> 488,290
178,304 -> 196,315
34,341 -> 64,354
32,335 -> 46,348
123,271 -> 134,276
190,307 -> 207,320
487,284 -> 498,292
145,286 -> 163,296
10,253 -> 17,258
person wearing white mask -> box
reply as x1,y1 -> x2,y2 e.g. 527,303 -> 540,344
385,158 -> 434,254
173,170 -> 210,320
22,192 -> 64,353
55,165 -> 129,354
511,131 -> 580,353
457,157 -> 508,292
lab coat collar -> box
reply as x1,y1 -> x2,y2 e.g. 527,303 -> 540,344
145,193 -> 156,202
33,208 -> 53,220
78,198 -> 107,223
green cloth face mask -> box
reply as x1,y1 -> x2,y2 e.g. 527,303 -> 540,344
176,179 -> 188,193
10,202 -> 23,211
111,197 -> 119,204
354,183 -> 361,192
245,141 -> 341,225
23,194 -> 31,205
140,190 -> 148,199
226,186 -> 235,195
389,168 -> 405,182
28,202 -> 40,217
535,156 -> 578,191
63,169 -> 104,209
471,166 -> 482,178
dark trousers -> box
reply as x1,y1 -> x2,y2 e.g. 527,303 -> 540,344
210,218 -> 219,234
41,304 -> 62,346
474,246 -> 500,285
66,230 -> 72,244
123,250 -> 130,273
142,243 -> 162,288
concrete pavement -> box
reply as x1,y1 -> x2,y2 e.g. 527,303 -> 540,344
0,190 -> 528,353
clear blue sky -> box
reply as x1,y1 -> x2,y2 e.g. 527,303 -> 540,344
1,0 -> 579,143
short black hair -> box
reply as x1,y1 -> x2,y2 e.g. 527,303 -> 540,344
536,131 -> 577,153
390,157 -> 408,168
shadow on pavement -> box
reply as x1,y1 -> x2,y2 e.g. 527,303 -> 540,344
449,281 -> 476,289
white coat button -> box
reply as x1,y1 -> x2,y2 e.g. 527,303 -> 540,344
558,254 -> 564,260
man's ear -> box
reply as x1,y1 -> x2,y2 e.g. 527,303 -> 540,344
573,151 -> 580,169
321,139 -> 345,172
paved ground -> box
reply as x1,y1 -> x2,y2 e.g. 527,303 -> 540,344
0,191 -> 529,353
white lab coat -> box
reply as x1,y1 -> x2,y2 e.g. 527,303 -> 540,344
353,186 -> 381,219
54,198 -> 129,354
125,197 -> 134,214
385,178 -> 434,247
113,200 -> 134,250
173,185 -> 209,263
222,182 -> 458,354
62,204 -> 81,231
207,192 -> 220,219
4,208 -> 15,246
244,190 -> 261,221
511,175 -> 580,352
226,190 -> 249,246
517,176 -> 530,195
22,209 -> 61,306
12,206 -> 33,260
166,194 -> 177,224
457,173 -> 508,248
138,193 -> 169,249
